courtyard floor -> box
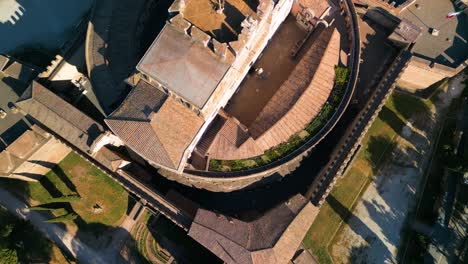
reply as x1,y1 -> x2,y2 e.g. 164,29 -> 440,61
225,15 -> 307,127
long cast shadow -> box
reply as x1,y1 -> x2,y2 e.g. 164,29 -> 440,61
50,166 -> 78,194
147,214 -> 222,263
326,195 -> 394,263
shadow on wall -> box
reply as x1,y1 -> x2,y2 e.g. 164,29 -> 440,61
0,0 -> 93,53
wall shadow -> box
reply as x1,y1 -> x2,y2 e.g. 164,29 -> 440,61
147,214 -> 222,263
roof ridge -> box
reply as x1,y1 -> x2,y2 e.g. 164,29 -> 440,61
105,118 -> 176,168
105,116 -> 150,122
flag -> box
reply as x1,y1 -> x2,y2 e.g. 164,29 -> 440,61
447,9 -> 464,19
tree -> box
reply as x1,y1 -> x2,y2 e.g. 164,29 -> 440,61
0,224 -> 13,238
0,248 -> 18,264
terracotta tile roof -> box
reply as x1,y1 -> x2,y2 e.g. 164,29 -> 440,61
110,79 -> 167,120
151,97 -> 204,167
105,119 -> 175,168
106,80 -> 204,171
137,24 -> 230,109
188,194 -> 319,264
16,81 -> 104,152
189,195 -> 318,264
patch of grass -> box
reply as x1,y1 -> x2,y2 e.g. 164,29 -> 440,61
0,153 -> 128,249
27,153 -> 128,227
303,92 -> 431,263
303,167 -> 369,264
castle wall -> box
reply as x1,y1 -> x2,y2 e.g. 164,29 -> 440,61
11,138 -> 71,181
397,56 -> 466,91
0,127 -> 71,182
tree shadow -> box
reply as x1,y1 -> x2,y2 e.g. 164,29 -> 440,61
50,165 -> 78,194
391,94 -> 431,131
39,176 -> 64,198
378,105 -> 430,152
70,223 -> 147,263
365,135 -> 396,173
326,195 -> 394,263
348,243 -> 370,264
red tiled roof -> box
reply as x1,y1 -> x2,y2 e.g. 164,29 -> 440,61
106,80 -> 204,171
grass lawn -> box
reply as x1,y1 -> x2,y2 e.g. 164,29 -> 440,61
0,152 -> 128,248
303,91 -> 433,263
29,152 -> 128,227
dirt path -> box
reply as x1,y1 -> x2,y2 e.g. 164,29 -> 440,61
330,75 -> 465,263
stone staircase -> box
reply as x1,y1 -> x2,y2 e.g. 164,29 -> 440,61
195,115 -> 226,155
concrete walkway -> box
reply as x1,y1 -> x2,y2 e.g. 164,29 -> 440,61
0,186 -> 106,264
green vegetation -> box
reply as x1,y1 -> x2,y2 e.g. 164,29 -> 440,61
131,211 -> 172,263
334,66 -> 350,87
306,104 -> 334,135
1,152 -> 128,248
303,91 -> 433,263
0,208 -> 71,263
209,134 -> 308,171
47,195 -> 82,203
209,66 -> 351,171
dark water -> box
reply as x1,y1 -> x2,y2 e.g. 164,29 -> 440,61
0,0 -> 93,53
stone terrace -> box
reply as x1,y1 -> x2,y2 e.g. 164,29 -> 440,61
201,26 -> 340,160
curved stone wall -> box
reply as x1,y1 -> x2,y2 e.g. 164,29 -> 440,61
85,0 -> 152,114
171,0 -> 362,192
